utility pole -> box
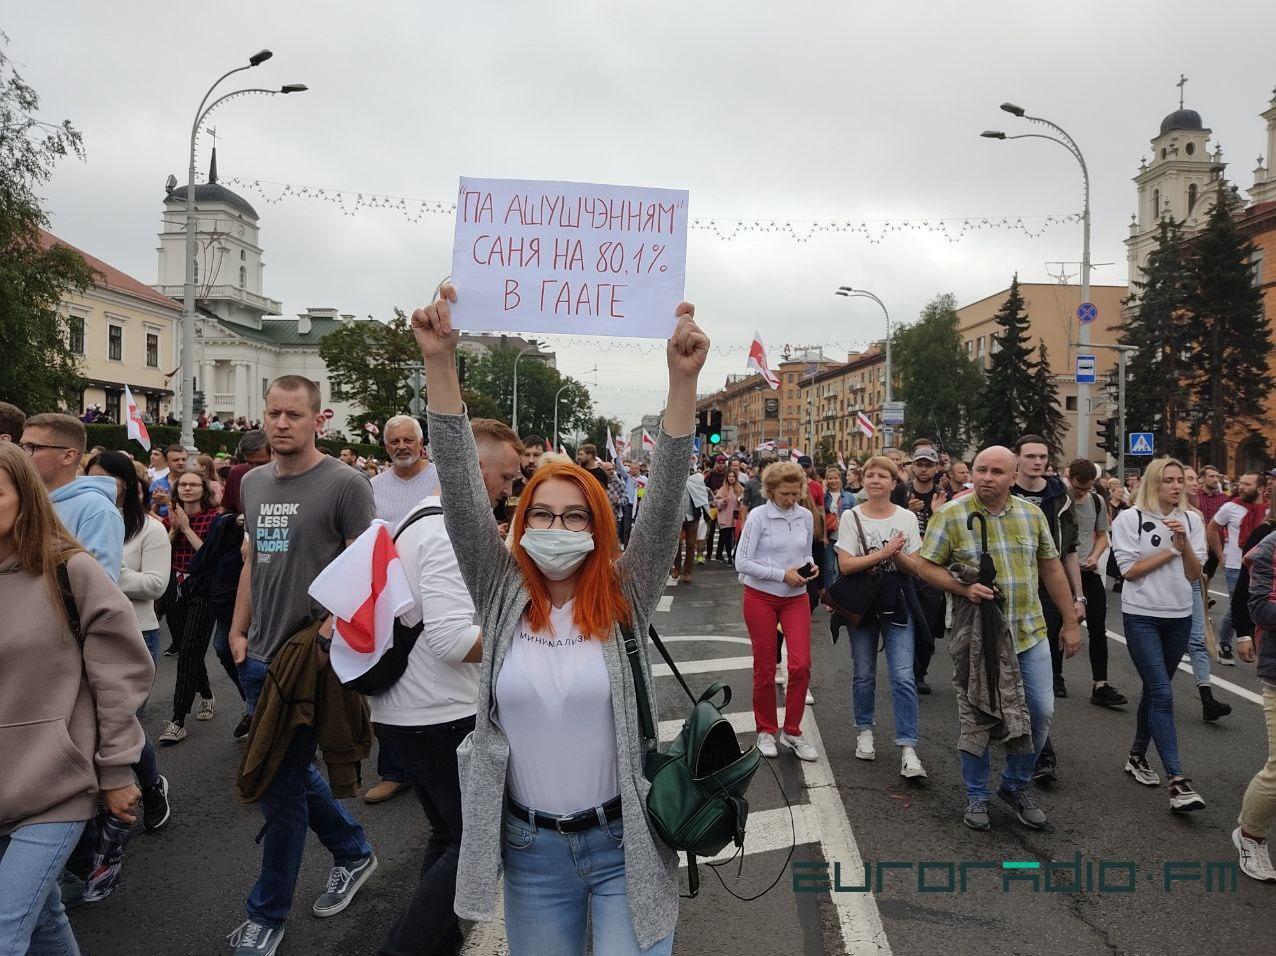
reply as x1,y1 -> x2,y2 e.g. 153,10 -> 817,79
1076,341 -> 1136,476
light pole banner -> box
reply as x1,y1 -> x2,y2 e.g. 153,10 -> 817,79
450,177 -> 688,338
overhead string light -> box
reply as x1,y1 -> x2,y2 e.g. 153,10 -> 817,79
225,178 -> 1081,245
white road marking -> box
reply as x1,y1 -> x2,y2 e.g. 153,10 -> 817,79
657,634 -> 753,647
653,655 -> 753,677
679,803 -> 818,865
1105,629 -> 1263,705
656,594 -> 675,613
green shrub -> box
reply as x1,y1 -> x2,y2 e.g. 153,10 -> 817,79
84,424 -> 382,460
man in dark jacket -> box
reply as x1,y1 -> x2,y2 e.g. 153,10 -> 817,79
1235,532 -> 1276,882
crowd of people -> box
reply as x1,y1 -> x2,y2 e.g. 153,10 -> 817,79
1,282 -> 1275,955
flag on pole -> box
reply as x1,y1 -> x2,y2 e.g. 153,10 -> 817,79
641,429 -> 656,451
123,385 -> 150,452
837,454 -> 847,471
746,333 -> 781,390
856,411 -> 876,438
755,440 -> 776,452
308,521 -> 414,685
560,444 -> 569,456
606,426 -> 621,462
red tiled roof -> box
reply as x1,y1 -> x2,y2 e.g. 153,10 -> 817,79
38,229 -> 181,312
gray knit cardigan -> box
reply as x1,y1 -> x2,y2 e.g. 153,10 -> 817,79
427,410 -> 693,949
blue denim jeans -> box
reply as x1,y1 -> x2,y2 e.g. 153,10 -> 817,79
1124,613 -> 1192,778
849,615 -> 919,746
237,657 -> 372,928
1186,581 -> 1211,686
133,628 -> 162,790
960,637 -> 1053,801
502,805 -> 673,956
1218,566 -> 1241,650
0,820 -> 86,956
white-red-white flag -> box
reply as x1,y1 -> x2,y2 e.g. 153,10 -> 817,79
837,453 -> 847,471
856,411 -> 876,438
747,333 -> 781,390
123,385 -> 150,452
641,429 -> 656,451
308,520 -> 414,685
606,426 -> 621,462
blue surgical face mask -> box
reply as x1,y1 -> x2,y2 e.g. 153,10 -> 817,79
519,528 -> 595,581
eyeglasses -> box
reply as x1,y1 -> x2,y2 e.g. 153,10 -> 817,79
525,506 -> 592,532
19,442 -> 72,455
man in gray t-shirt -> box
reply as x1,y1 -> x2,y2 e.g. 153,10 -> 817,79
1066,459 -> 1126,709
241,454 -> 375,662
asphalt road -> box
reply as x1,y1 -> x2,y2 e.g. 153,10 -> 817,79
73,563 -> 1271,955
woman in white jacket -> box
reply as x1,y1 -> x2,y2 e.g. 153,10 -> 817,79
1111,457 -> 1207,813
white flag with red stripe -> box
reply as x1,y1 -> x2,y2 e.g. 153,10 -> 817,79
123,385 -> 150,452
837,453 -> 847,471
308,520 -> 414,685
746,333 -> 781,390
856,411 -> 876,438
641,429 -> 656,451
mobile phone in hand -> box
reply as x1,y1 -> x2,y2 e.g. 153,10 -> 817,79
800,562 -> 819,579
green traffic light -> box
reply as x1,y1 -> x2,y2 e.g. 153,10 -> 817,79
710,433 -> 721,444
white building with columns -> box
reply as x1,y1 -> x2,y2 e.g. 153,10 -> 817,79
153,151 -> 364,433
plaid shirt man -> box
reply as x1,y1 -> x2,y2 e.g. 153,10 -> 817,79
920,493 -> 1059,653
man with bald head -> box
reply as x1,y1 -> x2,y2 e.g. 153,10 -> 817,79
916,445 -> 1080,832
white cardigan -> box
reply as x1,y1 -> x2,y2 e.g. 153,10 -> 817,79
119,516 -> 171,631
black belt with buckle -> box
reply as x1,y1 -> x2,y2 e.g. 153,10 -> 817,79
505,795 -> 623,833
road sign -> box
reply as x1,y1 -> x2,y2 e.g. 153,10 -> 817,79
322,408 -> 335,420
1128,432 -> 1154,456
1077,301 -> 1098,324
1075,354 -> 1096,384
882,401 -> 906,425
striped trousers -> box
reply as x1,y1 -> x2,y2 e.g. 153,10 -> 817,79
169,593 -> 215,725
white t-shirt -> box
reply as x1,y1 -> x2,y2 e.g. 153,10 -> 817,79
1211,500 -> 1249,569
835,504 -> 923,565
494,600 -> 618,815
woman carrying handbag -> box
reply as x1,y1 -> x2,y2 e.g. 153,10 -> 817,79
413,284 -> 707,956
835,456 -> 928,779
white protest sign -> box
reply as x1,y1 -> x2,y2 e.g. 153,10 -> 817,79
449,177 -> 688,339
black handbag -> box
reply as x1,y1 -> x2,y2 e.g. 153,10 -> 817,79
820,510 -> 884,638
622,622 -> 761,898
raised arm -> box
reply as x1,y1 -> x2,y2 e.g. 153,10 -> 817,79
413,285 -> 519,612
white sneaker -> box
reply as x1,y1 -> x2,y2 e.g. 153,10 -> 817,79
805,689 -> 815,705
1233,827 -> 1276,882
756,732 -> 778,759
854,729 -> 875,761
779,731 -> 818,762
158,721 -> 187,745
900,747 -> 927,779
196,695 -> 215,721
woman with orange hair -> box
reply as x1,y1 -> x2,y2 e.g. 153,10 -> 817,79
412,284 -> 707,956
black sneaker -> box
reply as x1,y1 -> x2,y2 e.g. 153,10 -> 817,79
1202,697 -> 1232,722
916,677 -> 932,696
1169,778 -> 1206,812
142,775 -> 171,832
1053,677 -> 1067,699
1124,753 -> 1160,786
1218,647 -> 1235,666
997,785 -> 1047,829
1090,684 -> 1128,708
163,644 -> 178,657
233,713 -> 253,740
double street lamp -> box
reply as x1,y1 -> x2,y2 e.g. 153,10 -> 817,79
982,102 -> 1093,459
180,50 -> 307,447
511,343 -> 546,432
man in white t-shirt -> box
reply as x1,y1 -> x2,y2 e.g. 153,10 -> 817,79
369,418 -> 521,956
1208,472 -> 1262,663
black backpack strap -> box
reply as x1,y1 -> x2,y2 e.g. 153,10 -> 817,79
392,505 -> 444,542
56,562 -> 84,650
621,620 -> 659,755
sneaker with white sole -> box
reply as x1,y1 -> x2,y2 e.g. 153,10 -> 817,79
142,775 -> 171,832
756,732 -> 778,759
196,695 -> 215,721
228,919 -> 285,955
854,729 -> 875,761
1168,778 -> 1206,812
1218,646 -> 1235,666
158,721 -> 186,745
805,689 -> 815,705
900,747 -> 927,779
1124,753 -> 1160,787
1233,827 -> 1276,883
313,853 -> 378,917
779,731 -> 818,762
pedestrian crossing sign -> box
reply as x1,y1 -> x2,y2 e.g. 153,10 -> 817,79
1128,432 -> 1153,455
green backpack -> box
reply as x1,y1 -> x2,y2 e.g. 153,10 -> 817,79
622,622 -> 762,897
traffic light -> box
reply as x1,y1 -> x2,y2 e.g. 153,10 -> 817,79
1097,416 -> 1118,457
696,410 -> 709,437
192,390 -> 206,414
709,410 -> 722,445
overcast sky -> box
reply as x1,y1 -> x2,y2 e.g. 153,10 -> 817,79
9,1 -> 1276,430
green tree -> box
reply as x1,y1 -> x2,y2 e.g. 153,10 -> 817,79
891,292 -> 985,456
581,414 -> 626,459
813,435 -> 838,471
972,275 -> 1036,448
1022,341 -> 1068,456
317,309 -> 420,433
463,345 -> 593,442
0,33 -> 93,413
1120,217 -> 1196,456
1187,183 -> 1272,467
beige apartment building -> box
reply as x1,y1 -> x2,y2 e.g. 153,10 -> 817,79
43,230 -> 181,423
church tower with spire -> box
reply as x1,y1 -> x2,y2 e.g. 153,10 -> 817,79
1126,78 -> 1228,280
154,147 -> 281,330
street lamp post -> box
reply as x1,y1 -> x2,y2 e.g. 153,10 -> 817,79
983,102 -> 1092,459
511,343 -> 543,432
552,380 -> 572,450
836,286 -> 892,442
180,49 -> 306,449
